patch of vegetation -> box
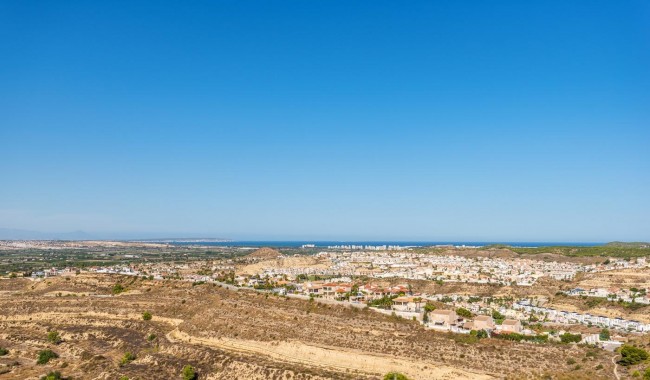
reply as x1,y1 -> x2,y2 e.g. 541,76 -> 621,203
142,311 -> 152,321
605,242 -> 650,248
494,332 -> 548,343
40,371 -> 65,380
491,310 -> 505,324
0,347 -> 8,356
181,364 -> 198,380
451,333 -> 480,344
559,333 -> 582,344
497,243 -> 650,258
470,329 -> 488,339
617,345 -> 649,366
47,331 -> 62,344
147,333 -> 157,341
456,307 -> 473,319
112,283 -> 125,294
622,301 -> 648,311
120,352 -> 136,366
599,328 -> 610,341
585,297 -> 604,308
384,372 -> 409,380
37,349 -> 59,365
367,295 -> 398,309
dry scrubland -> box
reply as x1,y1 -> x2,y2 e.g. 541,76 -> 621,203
0,274 -> 620,380
576,268 -> 650,289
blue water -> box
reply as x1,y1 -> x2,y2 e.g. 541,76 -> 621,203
170,241 -> 602,248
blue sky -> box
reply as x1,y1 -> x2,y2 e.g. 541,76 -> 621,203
1,1 -> 649,241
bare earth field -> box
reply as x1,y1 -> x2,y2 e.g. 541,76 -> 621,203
0,275 -> 618,380
575,268 -> 650,289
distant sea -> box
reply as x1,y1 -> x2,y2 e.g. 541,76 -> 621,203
169,241 -> 602,248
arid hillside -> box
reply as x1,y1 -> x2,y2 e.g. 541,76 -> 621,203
0,275 -> 620,380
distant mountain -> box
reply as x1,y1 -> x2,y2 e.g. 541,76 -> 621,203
0,228 -> 93,240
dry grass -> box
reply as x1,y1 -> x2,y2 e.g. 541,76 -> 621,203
0,275 -> 618,379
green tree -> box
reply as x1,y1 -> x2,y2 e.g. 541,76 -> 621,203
112,283 -> 125,294
181,364 -> 198,380
491,310 -> 505,324
643,367 -> 650,380
37,350 -> 59,365
47,331 -> 62,344
599,328 -> 610,341
383,372 -> 409,380
456,307 -> 473,319
142,311 -> 152,321
560,333 -> 582,344
618,345 -> 649,366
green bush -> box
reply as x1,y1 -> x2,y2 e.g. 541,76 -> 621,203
181,365 -> 198,380
470,329 -> 488,339
40,371 -> 63,380
0,347 -> 8,356
142,311 -> 152,321
643,367 -> 650,380
618,345 -> 649,366
37,349 -> 59,365
383,372 -> 409,380
112,283 -> 125,294
120,352 -> 136,366
147,333 -> 157,341
494,332 -> 548,343
559,333 -> 582,344
491,310 -> 505,324
47,331 -> 62,344
456,307 -> 473,319
367,295 -> 398,309
599,328 -> 610,341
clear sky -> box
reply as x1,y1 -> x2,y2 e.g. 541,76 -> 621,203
1,1 -> 649,241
